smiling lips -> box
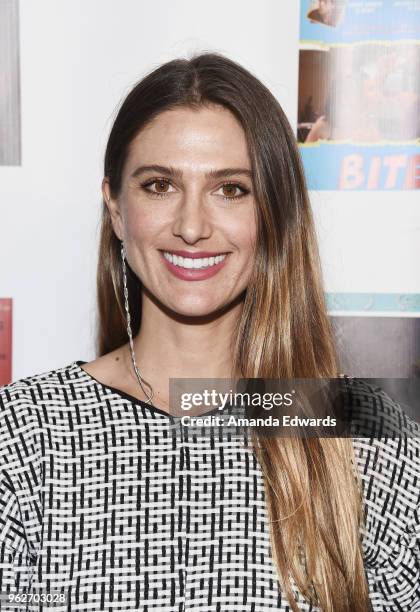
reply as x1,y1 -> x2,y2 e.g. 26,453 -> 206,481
160,249 -> 229,280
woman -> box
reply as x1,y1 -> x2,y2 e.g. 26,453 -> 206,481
0,53 -> 419,612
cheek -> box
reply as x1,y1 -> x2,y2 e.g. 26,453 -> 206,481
123,206 -> 166,245
231,219 -> 257,257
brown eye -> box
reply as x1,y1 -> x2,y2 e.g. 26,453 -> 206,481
141,178 -> 175,198
216,182 -> 249,201
154,179 -> 170,193
222,184 -> 239,197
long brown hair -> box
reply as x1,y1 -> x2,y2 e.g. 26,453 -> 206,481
97,52 -> 370,611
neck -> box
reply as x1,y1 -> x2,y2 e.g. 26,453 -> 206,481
130,289 -> 244,386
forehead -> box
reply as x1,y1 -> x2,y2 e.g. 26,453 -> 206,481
125,104 -> 251,172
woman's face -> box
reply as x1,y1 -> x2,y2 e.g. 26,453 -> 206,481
105,104 -> 257,318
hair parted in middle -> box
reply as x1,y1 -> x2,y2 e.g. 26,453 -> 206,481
96,52 -> 370,612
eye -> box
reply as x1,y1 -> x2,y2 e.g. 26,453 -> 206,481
215,182 -> 250,201
140,178 -> 250,201
141,178 -> 176,198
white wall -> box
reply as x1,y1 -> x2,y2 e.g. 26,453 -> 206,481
313,190 -> 420,296
0,0 -> 300,380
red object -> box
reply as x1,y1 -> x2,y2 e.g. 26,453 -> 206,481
159,249 -> 230,258
0,298 -> 12,386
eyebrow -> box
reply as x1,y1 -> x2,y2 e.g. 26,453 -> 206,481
130,164 -> 253,181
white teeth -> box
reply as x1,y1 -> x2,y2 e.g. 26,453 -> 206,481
163,252 -> 227,269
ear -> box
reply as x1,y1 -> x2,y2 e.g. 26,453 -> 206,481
102,178 -> 123,241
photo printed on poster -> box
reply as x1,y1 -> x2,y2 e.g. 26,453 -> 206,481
298,0 -> 420,190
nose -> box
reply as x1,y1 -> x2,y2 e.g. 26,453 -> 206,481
171,191 -> 212,244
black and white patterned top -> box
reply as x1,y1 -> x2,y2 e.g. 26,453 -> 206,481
0,361 -> 419,611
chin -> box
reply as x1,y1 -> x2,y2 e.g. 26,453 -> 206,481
166,296 -> 230,319
171,303 -> 220,318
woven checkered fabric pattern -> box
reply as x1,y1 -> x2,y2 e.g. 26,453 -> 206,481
0,361 -> 419,611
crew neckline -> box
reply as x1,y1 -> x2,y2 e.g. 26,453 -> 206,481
73,360 -> 177,419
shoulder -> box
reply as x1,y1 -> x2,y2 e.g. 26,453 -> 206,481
338,375 -> 419,437
0,361 -> 84,473
345,378 -> 419,546
0,360 -> 88,408
346,377 -> 419,484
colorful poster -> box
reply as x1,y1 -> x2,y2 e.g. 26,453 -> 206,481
0,298 -> 12,385
298,1 -> 420,190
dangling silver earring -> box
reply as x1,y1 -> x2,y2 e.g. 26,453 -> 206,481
120,241 -> 154,405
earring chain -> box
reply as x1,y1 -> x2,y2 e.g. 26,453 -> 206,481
120,242 -> 154,405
